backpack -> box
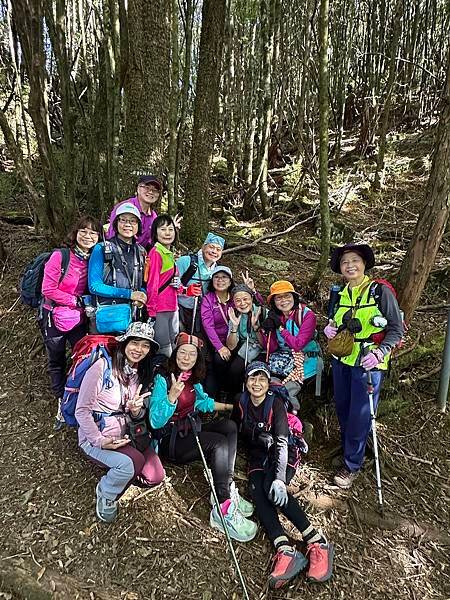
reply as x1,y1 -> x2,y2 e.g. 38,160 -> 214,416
239,385 -> 308,471
368,279 -> 406,348
180,253 -> 199,287
20,248 -> 71,308
61,335 -> 117,427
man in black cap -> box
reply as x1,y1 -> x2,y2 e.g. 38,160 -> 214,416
107,175 -> 181,249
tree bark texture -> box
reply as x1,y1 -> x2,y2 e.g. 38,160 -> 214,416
182,0 -> 226,247
310,0 -> 330,285
397,48 -> 450,321
121,0 -> 170,196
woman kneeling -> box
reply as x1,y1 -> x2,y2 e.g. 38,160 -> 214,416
76,322 -> 165,523
237,362 -> 334,589
149,332 -> 257,542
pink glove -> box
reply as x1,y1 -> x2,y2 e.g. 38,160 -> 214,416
361,349 -> 383,370
324,323 -> 338,339
186,283 -> 202,297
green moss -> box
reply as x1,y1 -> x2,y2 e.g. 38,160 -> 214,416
248,254 -> 290,272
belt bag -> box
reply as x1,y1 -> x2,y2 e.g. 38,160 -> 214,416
268,349 -> 294,377
237,340 -> 261,362
52,305 -> 82,332
328,329 -> 354,357
95,303 -> 131,334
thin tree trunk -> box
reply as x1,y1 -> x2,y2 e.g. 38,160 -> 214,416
167,0 -> 179,213
310,0 -> 330,286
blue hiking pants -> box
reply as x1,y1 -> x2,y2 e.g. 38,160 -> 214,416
332,358 -> 384,472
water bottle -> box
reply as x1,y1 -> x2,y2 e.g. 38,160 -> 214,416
327,284 -> 342,320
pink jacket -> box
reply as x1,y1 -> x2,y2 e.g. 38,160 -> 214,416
146,243 -> 178,317
75,358 -> 140,448
42,249 -> 88,310
260,307 -> 317,353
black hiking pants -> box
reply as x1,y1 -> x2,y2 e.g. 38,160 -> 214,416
41,307 -> 87,398
249,464 -> 311,544
159,418 -> 237,504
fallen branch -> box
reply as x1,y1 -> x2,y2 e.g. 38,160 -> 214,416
222,212 -> 317,255
416,303 -> 450,311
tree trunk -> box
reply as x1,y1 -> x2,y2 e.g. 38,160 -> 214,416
310,0 -> 330,286
181,0 -> 226,247
373,0 -> 403,190
11,0 -> 69,241
167,0 -> 179,213
397,49 -> 450,321
121,0 -> 171,195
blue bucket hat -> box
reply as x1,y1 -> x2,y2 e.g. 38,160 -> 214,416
204,232 -> 225,248
211,265 -> 233,278
245,361 -> 271,380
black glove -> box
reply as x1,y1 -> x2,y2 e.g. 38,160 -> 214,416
262,311 -> 282,332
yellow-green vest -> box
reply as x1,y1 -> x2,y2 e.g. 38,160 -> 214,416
333,276 -> 390,369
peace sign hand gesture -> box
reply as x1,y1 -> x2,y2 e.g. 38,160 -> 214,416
241,270 -> 255,291
126,384 -> 152,416
228,307 -> 241,329
251,306 -> 262,330
168,374 -> 185,404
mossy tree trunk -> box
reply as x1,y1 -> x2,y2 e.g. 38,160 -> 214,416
120,0 -> 170,196
397,48 -> 450,322
181,0 -> 226,247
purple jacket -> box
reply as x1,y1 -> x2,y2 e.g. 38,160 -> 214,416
201,291 -> 234,351
106,196 -> 157,249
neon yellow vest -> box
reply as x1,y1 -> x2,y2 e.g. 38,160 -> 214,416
333,276 -> 390,369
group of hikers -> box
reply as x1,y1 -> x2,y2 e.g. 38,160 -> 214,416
29,174 -> 404,590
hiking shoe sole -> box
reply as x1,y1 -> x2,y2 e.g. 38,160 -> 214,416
307,543 -> 335,583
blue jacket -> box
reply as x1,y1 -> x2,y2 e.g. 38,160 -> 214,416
149,373 -> 215,429
176,250 -> 216,309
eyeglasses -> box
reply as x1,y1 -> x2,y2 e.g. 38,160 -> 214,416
78,229 -> 99,238
213,275 -> 230,281
139,184 -> 160,193
178,349 -> 198,359
118,217 -> 139,226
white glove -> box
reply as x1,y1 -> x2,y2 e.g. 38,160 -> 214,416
170,276 -> 182,288
269,479 -> 288,507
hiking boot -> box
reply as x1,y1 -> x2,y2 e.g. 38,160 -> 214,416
96,484 -> 118,523
268,548 -> 308,589
210,501 -> 257,542
53,398 -> 66,431
306,541 -> 334,582
230,482 -> 254,517
333,467 -> 359,489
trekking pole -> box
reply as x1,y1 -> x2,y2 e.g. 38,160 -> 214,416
363,345 -> 384,513
187,413 -> 250,600
191,296 -> 199,335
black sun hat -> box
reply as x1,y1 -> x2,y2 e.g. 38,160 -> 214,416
330,243 -> 375,274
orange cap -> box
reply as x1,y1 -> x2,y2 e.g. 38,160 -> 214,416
267,280 -> 299,305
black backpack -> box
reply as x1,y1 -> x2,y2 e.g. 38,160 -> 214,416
20,248 -> 71,308
180,253 -> 199,287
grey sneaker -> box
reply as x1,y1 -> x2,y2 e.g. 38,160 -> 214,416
96,484 -> 118,523
210,500 -> 257,542
53,398 -> 65,431
333,468 -> 359,489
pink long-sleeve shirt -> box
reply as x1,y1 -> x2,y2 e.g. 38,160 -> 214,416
146,243 -> 178,317
260,306 -> 317,353
75,358 -> 140,448
42,249 -> 88,309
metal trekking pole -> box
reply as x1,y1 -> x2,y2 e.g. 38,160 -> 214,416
191,296 -> 199,335
187,413 -> 250,600
363,345 -> 383,513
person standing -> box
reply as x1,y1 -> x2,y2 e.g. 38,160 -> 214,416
324,243 -> 403,489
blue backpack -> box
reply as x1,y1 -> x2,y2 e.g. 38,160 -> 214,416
20,248 -> 71,308
61,335 -> 117,427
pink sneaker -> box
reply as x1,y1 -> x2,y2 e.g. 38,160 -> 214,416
306,541 -> 334,582
268,548 -> 307,589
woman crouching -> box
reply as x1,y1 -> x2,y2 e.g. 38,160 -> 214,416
149,332 -> 257,542
237,361 -> 334,589
75,322 -> 165,523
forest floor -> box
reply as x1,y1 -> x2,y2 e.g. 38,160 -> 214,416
0,128 -> 449,600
